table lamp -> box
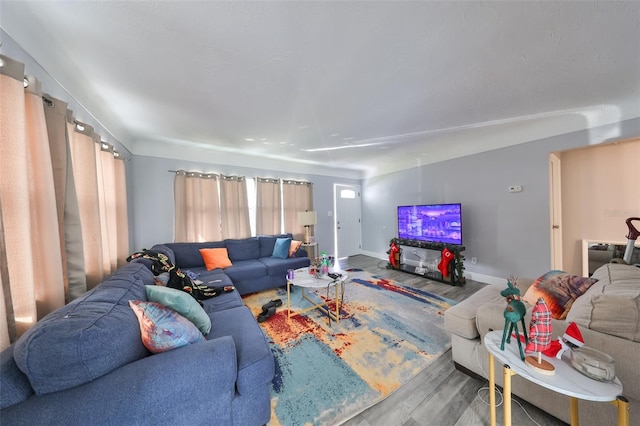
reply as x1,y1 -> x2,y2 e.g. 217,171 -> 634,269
298,211 -> 317,244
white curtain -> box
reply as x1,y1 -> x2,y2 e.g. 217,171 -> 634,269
255,178 -> 281,235
283,180 -> 313,240
0,58 -> 64,346
220,175 -> 251,239
174,172 -> 222,242
0,54 -> 130,350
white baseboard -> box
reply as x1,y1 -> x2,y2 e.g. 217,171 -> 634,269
357,250 -> 505,286
463,271 -> 505,286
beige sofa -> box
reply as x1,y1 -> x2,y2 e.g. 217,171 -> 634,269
444,263 -> 640,425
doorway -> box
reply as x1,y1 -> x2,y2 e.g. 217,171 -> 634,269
334,184 -> 362,259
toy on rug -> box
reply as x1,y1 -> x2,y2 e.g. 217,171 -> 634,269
524,297 -> 555,375
542,321 -> 584,359
500,275 -> 529,360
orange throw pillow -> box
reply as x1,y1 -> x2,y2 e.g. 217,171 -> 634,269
289,240 -> 302,257
199,248 -> 233,270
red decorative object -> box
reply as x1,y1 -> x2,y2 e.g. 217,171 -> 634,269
542,321 -> 584,359
438,248 -> 453,276
525,297 -> 555,375
388,242 -> 400,268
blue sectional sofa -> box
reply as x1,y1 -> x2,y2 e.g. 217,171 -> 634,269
0,261 -> 275,425
150,233 -> 311,295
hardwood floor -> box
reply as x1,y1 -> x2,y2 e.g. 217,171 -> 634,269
337,255 -> 567,426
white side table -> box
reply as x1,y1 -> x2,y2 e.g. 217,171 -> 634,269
286,268 -> 347,323
484,330 -> 629,426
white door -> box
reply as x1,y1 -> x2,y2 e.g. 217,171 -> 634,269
334,184 -> 362,259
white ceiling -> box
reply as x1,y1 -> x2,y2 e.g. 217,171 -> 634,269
2,1 -> 639,177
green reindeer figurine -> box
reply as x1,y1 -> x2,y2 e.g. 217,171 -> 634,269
500,276 -> 529,360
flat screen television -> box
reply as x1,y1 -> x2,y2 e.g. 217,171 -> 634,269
397,203 -> 463,245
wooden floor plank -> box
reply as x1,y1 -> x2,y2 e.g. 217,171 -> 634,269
338,255 -> 566,426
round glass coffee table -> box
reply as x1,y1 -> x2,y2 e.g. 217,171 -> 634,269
484,330 -> 629,426
286,268 -> 348,324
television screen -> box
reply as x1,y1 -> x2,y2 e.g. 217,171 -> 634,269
397,203 -> 462,245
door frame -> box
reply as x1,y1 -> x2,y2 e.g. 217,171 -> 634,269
549,152 -> 563,270
333,183 -> 362,259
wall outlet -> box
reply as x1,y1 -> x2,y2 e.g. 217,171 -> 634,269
508,185 -> 523,193
471,257 -> 478,264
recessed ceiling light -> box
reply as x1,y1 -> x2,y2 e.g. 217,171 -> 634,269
260,138 -> 267,141
279,141 -> 287,144
297,125 -> 309,130
330,133 -> 340,137
76,123 -> 85,131
0,57 -> 5,68
343,137 -> 354,141
245,138 -> 255,142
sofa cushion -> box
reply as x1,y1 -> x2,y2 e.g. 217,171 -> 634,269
522,270 -> 597,319
207,306 -> 275,394
200,247 -> 233,270
166,242 -> 224,268
224,260 -> 268,282
0,346 -> 33,410
201,287 -> 244,313
129,301 -> 204,353
145,285 -> 212,335
272,237 -> 291,259
259,256 -> 311,278
444,284 -> 505,339
225,238 -> 260,262
258,234 -> 293,258
13,263 -> 154,395
566,263 -> 640,342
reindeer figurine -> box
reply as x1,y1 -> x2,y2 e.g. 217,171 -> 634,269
500,275 -> 529,360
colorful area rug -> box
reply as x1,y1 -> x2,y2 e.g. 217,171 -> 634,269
242,269 -> 457,426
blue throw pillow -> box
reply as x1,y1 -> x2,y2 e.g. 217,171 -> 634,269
272,237 -> 292,259
145,285 -> 212,335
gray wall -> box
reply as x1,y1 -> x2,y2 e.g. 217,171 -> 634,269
361,118 -> 640,282
130,155 -> 360,254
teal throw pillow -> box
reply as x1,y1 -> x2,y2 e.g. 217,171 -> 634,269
129,300 -> 204,353
145,285 -> 212,335
272,237 -> 292,259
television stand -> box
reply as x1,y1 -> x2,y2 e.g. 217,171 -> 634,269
388,238 -> 465,285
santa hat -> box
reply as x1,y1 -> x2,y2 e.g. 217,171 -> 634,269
562,322 -> 585,348
542,322 -> 584,359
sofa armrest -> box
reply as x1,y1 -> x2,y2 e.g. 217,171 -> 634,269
295,248 -> 308,258
1,337 -> 238,425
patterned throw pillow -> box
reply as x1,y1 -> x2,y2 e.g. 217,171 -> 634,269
272,237 -> 292,259
145,285 -> 212,335
523,270 -> 598,319
288,240 -> 303,257
128,300 -> 204,353
199,248 -> 233,270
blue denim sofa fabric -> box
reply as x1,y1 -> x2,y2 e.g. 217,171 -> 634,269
152,233 -> 311,295
0,261 -> 274,425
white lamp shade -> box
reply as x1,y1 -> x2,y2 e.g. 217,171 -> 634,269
298,211 -> 317,226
